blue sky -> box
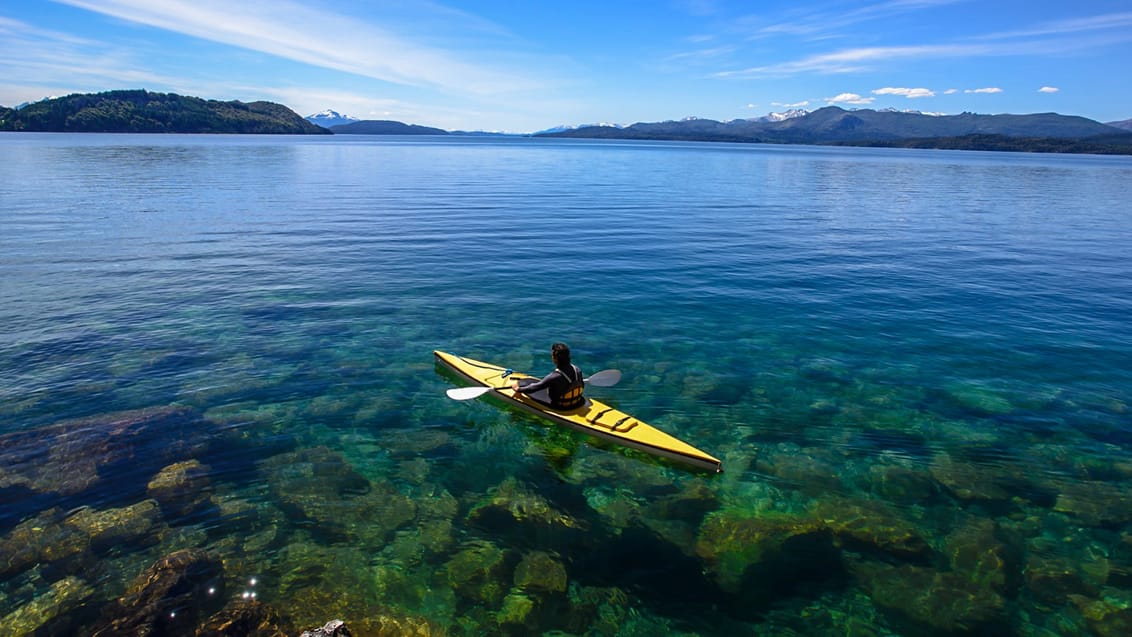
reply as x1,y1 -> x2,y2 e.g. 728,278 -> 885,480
2,0 -> 1130,132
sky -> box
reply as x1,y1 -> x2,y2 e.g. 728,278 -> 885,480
1,0 -> 1130,132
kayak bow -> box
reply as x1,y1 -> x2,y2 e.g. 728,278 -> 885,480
435,350 -> 723,473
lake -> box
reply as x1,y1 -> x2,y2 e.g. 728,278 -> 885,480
2,133 -> 1131,635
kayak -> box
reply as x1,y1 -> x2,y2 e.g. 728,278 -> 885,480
435,350 -> 723,473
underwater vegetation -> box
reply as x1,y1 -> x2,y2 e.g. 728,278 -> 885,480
2,366 -> 1131,637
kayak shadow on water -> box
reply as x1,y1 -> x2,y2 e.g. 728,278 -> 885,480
435,363 -> 580,467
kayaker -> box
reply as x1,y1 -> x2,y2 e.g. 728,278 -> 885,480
510,342 -> 586,410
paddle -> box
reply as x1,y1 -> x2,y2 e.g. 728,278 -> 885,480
445,369 -> 622,401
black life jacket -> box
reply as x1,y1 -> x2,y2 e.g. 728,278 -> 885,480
552,364 -> 585,410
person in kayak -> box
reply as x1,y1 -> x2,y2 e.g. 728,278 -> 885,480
510,342 -> 586,410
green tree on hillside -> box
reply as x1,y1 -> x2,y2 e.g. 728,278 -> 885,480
0,90 -> 329,134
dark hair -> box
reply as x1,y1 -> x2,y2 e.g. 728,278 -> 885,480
551,342 -> 571,367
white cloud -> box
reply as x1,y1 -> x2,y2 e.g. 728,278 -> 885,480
873,87 -> 936,98
966,87 -> 1003,94
944,88 -> 959,94
1038,86 -> 1060,93
772,100 -> 810,108
826,92 -> 875,105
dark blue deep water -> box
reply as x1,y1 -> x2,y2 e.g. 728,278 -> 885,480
2,133 -> 1131,635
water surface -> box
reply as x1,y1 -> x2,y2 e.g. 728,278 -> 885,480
2,133 -> 1131,635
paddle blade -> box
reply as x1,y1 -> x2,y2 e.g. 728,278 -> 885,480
585,369 -> 621,387
446,386 -> 494,400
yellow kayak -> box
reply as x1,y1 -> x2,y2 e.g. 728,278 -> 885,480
435,350 -> 722,473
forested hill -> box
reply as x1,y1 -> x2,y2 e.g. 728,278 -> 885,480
329,120 -> 448,135
0,90 -> 330,134
542,107 -> 1132,154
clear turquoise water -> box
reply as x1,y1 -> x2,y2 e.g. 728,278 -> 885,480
2,133 -> 1131,635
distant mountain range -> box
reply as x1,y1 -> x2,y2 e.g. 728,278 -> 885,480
542,107 -> 1131,149
0,90 -> 328,134
4,91 -> 1132,154
304,110 -> 452,135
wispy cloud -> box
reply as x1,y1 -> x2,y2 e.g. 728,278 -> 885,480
715,7 -> 1132,81
52,0 -> 548,96
1038,86 -> 1060,93
977,11 -> 1132,41
873,87 -> 935,98
746,0 -> 966,41
666,45 -> 738,64
0,15 -> 175,93
966,87 -> 1003,94
715,44 -> 986,78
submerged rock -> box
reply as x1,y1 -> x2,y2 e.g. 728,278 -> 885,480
850,559 -> 1009,634
87,548 -> 224,636
299,619 -> 352,637
467,477 -> 587,539
210,493 -> 263,534
694,509 -> 836,598
1069,591 -> 1132,637
260,446 -> 414,544
446,540 -> 513,606
583,487 -> 641,531
64,499 -> 163,553
646,479 -> 721,523
275,542 -> 370,602
147,459 -> 213,520
815,497 -> 931,561
929,452 -> 1013,502
1025,555 -> 1095,606
376,428 -> 453,456
362,613 -> 441,636
288,578 -> 442,637
943,518 -> 1014,595
864,463 -> 940,504
513,550 -> 568,594
497,591 -> 537,629
0,508 -> 88,581
943,383 -> 1014,416
197,599 -> 292,636
1,500 -> 169,583
754,444 -> 843,495
1053,480 -> 1132,527
0,576 -> 93,635
0,406 -> 213,525
564,584 -> 631,635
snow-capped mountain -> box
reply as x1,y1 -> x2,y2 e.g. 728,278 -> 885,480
305,109 -> 359,129
14,96 -> 55,110
757,108 -> 808,123
878,107 -> 946,117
